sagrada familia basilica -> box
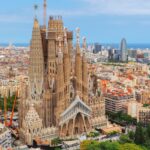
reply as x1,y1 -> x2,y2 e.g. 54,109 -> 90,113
18,7 -> 107,145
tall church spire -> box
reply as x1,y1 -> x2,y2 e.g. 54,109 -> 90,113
76,28 -> 81,54
82,37 -> 87,61
82,37 -> 88,103
63,27 -> 71,108
82,37 -> 87,52
56,36 -> 65,124
29,18 -> 44,100
33,18 -> 39,29
64,28 -> 68,54
58,36 -> 63,63
75,27 -> 82,98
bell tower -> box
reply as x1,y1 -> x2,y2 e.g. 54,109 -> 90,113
29,18 -> 44,100
75,28 -> 83,98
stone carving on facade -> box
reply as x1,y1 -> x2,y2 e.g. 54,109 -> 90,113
19,15 -> 107,144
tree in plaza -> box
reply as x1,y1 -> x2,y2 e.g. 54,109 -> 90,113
134,123 -> 145,145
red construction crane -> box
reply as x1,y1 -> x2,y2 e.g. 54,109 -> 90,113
4,96 -> 8,126
4,91 -> 18,127
101,80 -> 107,93
9,91 -> 18,126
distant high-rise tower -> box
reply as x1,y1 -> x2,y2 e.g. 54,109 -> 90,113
120,38 -> 128,62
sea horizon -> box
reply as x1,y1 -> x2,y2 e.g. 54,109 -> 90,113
1,43 -> 150,50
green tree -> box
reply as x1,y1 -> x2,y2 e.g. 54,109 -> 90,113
87,131 -> 100,137
80,140 -> 99,150
146,123 -> 150,138
128,131 -> 135,141
99,141 -> 121,150
144,139 -> 150,149
51,137 -> 61,146
143,124 -> 150,149
121,143 -> 143,150
54,148 -> 61,150
134,123 -> 145,145
119,134 -> 132,144
0,94 -> 18,112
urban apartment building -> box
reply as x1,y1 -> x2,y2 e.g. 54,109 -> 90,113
137,107 -> 150,126
0,123 -> 11,148
105,92 -> 134,113
123,100 -> 142,118
136,90 -> 150,104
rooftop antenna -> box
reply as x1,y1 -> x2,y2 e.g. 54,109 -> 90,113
43,0 -> 47,27
34,4 -> 38,19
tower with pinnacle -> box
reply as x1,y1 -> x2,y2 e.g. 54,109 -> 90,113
19,0 -> 107,143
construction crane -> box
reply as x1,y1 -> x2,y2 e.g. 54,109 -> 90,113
4,96 -> 7,126
101,80 -> 107,93
4,91 -> 18,127
9,91 -> 18,126
43,0 -> 47,27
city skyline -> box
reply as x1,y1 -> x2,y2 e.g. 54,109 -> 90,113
1,1 -> 150,149
1,0 -> 150,43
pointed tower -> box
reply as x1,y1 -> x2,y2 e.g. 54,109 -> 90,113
56,37 -> 65,124
29,18 -> 44,100
82,37 -> 88,103
63,28 -> 71,108
47,16 -> 63,93
43,88 -> 52,127
75,28 -> 82,98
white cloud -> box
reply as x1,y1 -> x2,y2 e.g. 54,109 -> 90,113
80,0 -> 150,15
47,0 -> 150,16
1,0 -> 150,24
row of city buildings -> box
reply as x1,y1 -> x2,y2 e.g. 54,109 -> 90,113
89,62 -> 150,125
1,3 -> 150,148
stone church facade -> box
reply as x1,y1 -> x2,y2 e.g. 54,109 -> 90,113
19,16 -> 107,144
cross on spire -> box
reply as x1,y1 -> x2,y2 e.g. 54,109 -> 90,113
34,4 -> 38,19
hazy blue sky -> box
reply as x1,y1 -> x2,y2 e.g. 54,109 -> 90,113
1,0 -> 150,44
